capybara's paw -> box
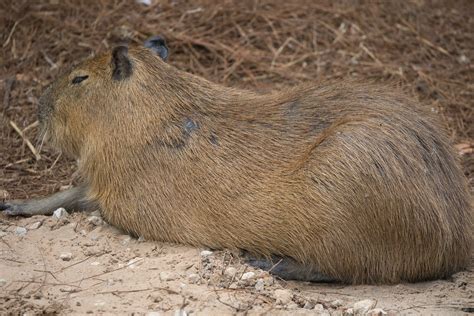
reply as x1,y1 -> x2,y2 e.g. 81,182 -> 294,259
0,202 -> 28,216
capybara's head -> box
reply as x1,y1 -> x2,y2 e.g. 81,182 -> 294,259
37,36 -> 170,157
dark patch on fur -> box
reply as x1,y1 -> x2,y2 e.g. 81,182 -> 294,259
112,46 -> 132,81
209,133 -> 219,146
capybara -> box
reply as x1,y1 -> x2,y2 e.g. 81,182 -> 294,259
1,36 -> 472,284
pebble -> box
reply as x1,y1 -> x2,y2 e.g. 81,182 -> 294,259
187,273 -> 200,284
353,299 -> 377,315
60,252 -> 73,261
241,271 -> 255,280
274,289 -> 293,305
314,304 -> 325,312
27,221 -> 42,230
14,227 -> 27,236
303,301 -> 314,309
0,278 -> 7,287
200,250 -> 213,257
160,271 -> 178,281
121,236 -> 132,245
343,308 -> 354,316
331,299 -> 344,308
90,261 -> 101,266
53,207 -> 68,219
367,308 -> 387,316
174,310 -> 187,316
138,235 -> 146,242
255,278 -> 264,291
224,267 -> 237,278
87,215 -> 103,226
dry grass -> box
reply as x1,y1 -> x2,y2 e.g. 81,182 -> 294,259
1,0 -> 473,199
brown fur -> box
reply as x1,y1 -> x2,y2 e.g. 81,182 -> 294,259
36,45 -> 472,284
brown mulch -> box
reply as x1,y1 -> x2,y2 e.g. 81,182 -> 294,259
1,0 -> 473,200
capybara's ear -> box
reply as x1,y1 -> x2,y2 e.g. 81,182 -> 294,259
144,35 -> 169,61
111,45 -> 132,81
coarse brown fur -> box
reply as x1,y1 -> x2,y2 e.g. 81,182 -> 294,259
15,44 -> 474,284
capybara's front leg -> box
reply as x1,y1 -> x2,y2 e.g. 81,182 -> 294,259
0,185 -> 98,216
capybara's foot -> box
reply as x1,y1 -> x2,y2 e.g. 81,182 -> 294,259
0,202 -> 30,217
245,254 -> 337,283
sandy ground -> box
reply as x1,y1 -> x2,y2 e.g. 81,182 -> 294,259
0,211 -> 472,315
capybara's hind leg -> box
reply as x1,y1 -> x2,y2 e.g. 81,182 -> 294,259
245,255 -> 337,283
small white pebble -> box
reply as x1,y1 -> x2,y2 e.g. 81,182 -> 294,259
200,250 -> 213,257
52,208 -> 68,219
174,310 -> 187,316
187,273 -> 200,284
0,278 -> 7,287
314,304 -> 325,311
159,271 -> 178,281
255,278 -> 264,291
241,271 -> 255,280
90,261 -> 100,266
274,289 -> 292,305
303,301 -> 314,309
27,221 -> 42,230
367,308 -> 387,316
14,227 -> 27,236
87,215 -> 103,226
137,0 -> 152,5
138,235 -> 146,242
60,252 -> 73,261
224,267 -> 237,277
331,299 -> 344,308
354,299 -> 377,315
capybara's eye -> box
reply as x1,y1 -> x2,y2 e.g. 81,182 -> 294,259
71,75 -> 89,85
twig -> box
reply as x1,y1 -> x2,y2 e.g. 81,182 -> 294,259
9,121 -> 41,161
2,77 -> 15,113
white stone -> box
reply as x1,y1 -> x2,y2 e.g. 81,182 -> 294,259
314,304 -> 325,311
27,221 -> 42,230
367,308 -> 387,316
90,261 -> 100,266
60,252 -> 73,261
344,308 -> 354,316
160,271 -> 178,281
331,299 -> 344,308
274,289 -> 292,305
303,301 -> 314,309
174,310 -> 187,316
224,267 -> 237,277
353,299 -> 377,315
255,278 -> 264,291
200,250 -> 213,257
137,0 -> 152,5
0,279 -> 7,287
14,227 -> 27,236
241,271 -> 255,280
187,273 -> 200,284
87,215 -> 103,226
138,235 -> 146,242
52,207 -> 68,219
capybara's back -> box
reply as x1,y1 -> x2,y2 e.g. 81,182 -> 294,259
14,43 -> 471,284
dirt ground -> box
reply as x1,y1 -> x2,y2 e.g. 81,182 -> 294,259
1,0 -> 473,315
